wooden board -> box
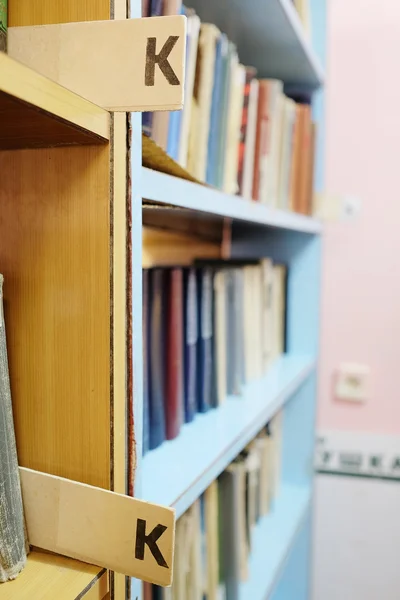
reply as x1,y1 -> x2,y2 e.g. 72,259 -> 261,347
0,551 -> 107,600
0,53 -> 110,150
20,468 -> 176,587
8,0 -> 110,25
9,16 -> 187,112
0,145 -> 111,490
142,226 -> 221,267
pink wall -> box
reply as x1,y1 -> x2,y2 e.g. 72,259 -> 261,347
318,0 -> 400,434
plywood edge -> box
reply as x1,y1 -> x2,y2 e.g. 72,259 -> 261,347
0,53 -> 110,141
0,550 -> 107,600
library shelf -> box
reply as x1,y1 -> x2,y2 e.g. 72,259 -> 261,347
0,53 -> 110,150
141,354 -> 315,518
184,0 -> 324,89
1,550 -> 107,600
142,167 -> 322,234
240,484 -> 311,600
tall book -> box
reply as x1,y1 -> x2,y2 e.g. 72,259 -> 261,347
242,78 -> 259,200
188,23 -> 220,181
165,268 -> 184,440
216,42 -> 235,190
0,275 -> 29,582
149,268 -> 167,449
142,269 -> 150,454
0,0 -> 6,52
253,80 -> 271,202
196,268 -> 214,413
265,81 -> 284,207
205,481 -> 220,600
183,268 -> 198,422
223,60 -> 245,195
214,270 -> 227,405
237,67 -> 257,196
178,10 -> 201,168
272,265 -> 287,358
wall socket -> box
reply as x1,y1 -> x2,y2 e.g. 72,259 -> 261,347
335,363 -> 370,403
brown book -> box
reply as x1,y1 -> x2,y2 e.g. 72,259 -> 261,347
165,268 -> 184,440
252,80 -> 270,202
237,66 -> 257,196
143,582 -> 152,600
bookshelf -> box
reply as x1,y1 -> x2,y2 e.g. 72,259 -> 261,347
0,0 -> 325,598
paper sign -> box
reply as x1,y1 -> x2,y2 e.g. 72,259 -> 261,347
19,468 -> 176,587
8,16 -> 186,112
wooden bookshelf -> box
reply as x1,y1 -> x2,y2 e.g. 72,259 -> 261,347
0,53 -> 109,149
0,552 -> 107,600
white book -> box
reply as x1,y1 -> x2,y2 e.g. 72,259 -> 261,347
187,23 -> 220,181
178,13 -> 201,168
242,78 -> 259,199
259,80 -> 284,205
266,86 -> 284,207
260,258 -> 274,371
214,270 -> 227,405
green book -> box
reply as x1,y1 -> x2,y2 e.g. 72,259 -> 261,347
0,0 -> 6,53
0,275 -> 29,582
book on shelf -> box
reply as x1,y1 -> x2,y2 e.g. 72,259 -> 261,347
0,275 -> 30,583
144,418 -> 283,599
142,6 -> 317,216
142,259 -> 287,454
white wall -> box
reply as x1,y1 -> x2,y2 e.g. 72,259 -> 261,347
313,474 -> 400,600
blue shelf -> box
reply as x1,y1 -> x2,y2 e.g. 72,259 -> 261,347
186,0 -> 324,89
241,484 -> 311,600
141,355 -> 315,517
142,168 -> 322,234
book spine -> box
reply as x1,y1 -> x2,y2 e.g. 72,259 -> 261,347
237,68 -> 256,196
253,81 -> 270,202
197,269 -> 213,413
149,269 -> 166,449
165,268 -> 184,440
206,35 -> 224,186
0,275 -> 29,582
142,269 -> 150,455
183,268 -> 198,422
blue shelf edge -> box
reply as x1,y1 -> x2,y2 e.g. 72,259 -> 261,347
142,167 -> 322,235
141,354 -> 315,517
241,483 -> 311,600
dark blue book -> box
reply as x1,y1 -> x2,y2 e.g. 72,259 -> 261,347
196,268 -> 214,413
142,269 -> 150,455
183,268 -> 198,422
149,268 -> 166,449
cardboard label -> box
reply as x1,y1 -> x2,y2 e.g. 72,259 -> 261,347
19,468 -> 176,587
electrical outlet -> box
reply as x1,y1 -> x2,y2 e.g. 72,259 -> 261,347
341,195 -> 362,220
335,363 -> 370,403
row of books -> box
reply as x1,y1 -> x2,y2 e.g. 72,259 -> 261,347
143,260 -> 287,454
143,411 -> 283,600
142,2 -> 317,215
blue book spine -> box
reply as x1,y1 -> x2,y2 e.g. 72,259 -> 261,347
216,43 -> 234,188
183,268 -> 198,423
142,269 -> 150,455
149,269 -> 166,449
206,35 -> 224,186
197,268 -> 213,413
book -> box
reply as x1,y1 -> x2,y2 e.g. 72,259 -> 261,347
272,265 -> 287,358
149,268 -> 167,449
242,78 -> 259,199
253,80 -> 270,202
223,60 -> 245,195
0,0 -> 6,52
0,275 -> 29,582
205,481 -> 220,600
183,268 -> 198,422
213,270 -> 227,405
177,10 -> 201,168
237,67 -> 257,196
142,269 -> 150,454
188,23 -> 220,181
165,268 -> 184,440
196,268 -> 214,413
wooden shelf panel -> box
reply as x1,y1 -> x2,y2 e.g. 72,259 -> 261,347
0,53 -> 110,149
0,550 -> 107,600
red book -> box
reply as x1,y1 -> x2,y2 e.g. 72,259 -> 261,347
165,268 -> 184,440
237,66 -> 257,196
